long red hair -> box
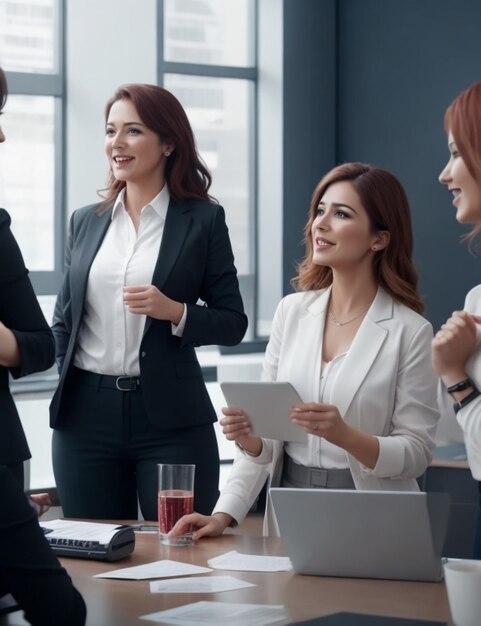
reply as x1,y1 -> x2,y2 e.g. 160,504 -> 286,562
293,162 -> 424,314
101,84 -> 214,205
444,81 -> 481,242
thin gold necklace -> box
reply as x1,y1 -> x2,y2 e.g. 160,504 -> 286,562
330,308 -> 368,327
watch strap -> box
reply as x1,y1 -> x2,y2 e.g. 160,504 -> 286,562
453,387 -> 481,414
447,377 -> 475,395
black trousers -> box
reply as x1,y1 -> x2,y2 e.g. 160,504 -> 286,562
52,370 -> 219,521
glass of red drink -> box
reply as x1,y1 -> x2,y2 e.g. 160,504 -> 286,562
157,464 -> 195,546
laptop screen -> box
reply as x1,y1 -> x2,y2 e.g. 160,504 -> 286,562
270,488 -> 449,581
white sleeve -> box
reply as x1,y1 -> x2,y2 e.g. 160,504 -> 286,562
456,286 -> 481,479
171,304 -> 187,336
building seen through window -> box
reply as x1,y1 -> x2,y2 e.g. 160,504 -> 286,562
161,0 -> 256,335
0,0 -> 61,285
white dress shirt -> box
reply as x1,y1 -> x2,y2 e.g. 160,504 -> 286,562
74,185 -> 185,376
285,354 -> 349,469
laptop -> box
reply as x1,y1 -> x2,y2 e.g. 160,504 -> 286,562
270,488 -> 450,581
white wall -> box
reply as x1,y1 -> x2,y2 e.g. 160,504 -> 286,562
257,0 -> 283,334
66,0 -> 157,212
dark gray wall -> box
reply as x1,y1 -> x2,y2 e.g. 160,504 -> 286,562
283,0 -> 481,330
283,0 -> 336,293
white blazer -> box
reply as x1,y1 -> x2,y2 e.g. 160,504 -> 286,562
438,284 -> 481,480
213,286 -> 439,535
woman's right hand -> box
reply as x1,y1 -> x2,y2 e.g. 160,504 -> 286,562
220,407 -> 262,456
168,512 -> 233,541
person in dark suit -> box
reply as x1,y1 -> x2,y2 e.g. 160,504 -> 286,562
50,83 -> 247,521
0,67 -> 55,488
0,465 -> 86,626
0,66 -> 84,626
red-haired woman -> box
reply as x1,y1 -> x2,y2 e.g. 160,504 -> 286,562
433,81 -> 481,557
50,84 -> 247,520
171,162 -> 439,539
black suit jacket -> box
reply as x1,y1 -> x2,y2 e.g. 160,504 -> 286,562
0,209 -> 55,465
50,198 -> 247,429
0,465 -> 86,626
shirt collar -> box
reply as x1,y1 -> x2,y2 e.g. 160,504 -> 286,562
111,184 -> 171,221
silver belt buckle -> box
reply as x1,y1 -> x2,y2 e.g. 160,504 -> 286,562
115,376 -> 138,391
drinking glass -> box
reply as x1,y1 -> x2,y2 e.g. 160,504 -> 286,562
158,464 -> 195,546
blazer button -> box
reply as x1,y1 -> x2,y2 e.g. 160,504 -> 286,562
141,351 -> 146,358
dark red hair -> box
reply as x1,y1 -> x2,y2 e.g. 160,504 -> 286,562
0,67 -> 7,111
293,162 -> 424,314
444,82 -> 481,242
101,83 -> 214,205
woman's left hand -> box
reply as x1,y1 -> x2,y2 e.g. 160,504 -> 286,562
123,285 -> 184,324
432,310 -> 481,380
290,402 -> 351,447
29,493 -> 52,517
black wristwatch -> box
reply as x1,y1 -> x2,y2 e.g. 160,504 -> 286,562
453,387 -> 481,414
447,377 -> 475,395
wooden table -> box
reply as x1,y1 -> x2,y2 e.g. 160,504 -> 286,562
5,516 -> 452,626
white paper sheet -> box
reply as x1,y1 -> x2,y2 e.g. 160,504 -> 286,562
94,559 -> 212,580
140,601 -> 289,625
149,575 -> 255,593
40,519 -> 126,546
207,551 -> 292,572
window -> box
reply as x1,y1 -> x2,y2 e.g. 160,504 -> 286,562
159,0 -> 258,340
0,0 -> 64,295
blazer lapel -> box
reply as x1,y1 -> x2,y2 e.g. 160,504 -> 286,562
144,198 -> 192,335
71,208 -> 112,329
288,287 -> 332,402
151,198 -> 191,289
330,287 -> 392,423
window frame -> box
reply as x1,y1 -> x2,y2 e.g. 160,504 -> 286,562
157,0 -> 261,343
3,0 -> 66,296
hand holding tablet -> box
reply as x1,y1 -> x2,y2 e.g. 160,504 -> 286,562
220,381 -> 308,443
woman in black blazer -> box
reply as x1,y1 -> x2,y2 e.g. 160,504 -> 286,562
0,68 -> 55,487
0,465 -> 86,626
50,83 -> 247,521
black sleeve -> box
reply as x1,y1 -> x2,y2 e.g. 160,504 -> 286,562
50,209 -> 76,374
0,466 -> 86,626
0,210 -> 55,379
181,205 -> 248,347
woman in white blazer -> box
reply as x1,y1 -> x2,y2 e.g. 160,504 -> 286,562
433,81 -> 481,558
171,162 -> 439,538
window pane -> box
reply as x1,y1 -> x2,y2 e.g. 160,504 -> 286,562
0,0 -> 58,73
0,95 -> 55,271
165,73 -> 251,275
164,0 -> 254,67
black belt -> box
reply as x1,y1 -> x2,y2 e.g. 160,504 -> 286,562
73,367 -> 141,391
282,454 -> 354,489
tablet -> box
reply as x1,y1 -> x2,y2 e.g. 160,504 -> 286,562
220,381 -> 307,443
